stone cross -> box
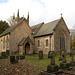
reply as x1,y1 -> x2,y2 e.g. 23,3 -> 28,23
62,50 -> 66,63
49,51 -> 55,65
70,49 -> 74,62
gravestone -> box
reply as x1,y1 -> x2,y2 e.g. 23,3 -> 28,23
60,50 -> 70,69
70,48 -> 75,66
1,52 -> 8,59
23,52 -> 25,55
16,56 -> 19,60
48,51 -> 51,58
20,55 -> 25,60
6,50 -> 10,56
59,49 -> 63,61
47,51 -> 59,72
10,56 -> 18,64
39,50 -> 43,59
0,56 -> 1,59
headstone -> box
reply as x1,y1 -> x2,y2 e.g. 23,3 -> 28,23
0,56 -> 1,59
16,56 -> 19,60
10,56 -> 18,64
23,52 -> 25,55
39,50 -> 43,59
59,49 -> 63,61
6,50 -> 10,56
70,48 -> 75,66
60,50 -> 70,69
20,55 -> 25,60
1,52 -> 8,59
48,51 -> 51,58
62,50 -> 66,63
47,51 -> 59,72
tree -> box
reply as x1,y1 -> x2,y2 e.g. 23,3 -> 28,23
0,20 -> 9,34
7,16 -> 13,26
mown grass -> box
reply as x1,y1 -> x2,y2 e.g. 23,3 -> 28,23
25,54 -> 73,72
0,53 -> 74,72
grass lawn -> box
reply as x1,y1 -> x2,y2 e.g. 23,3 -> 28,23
25,54 -> 74,72
1,53 -> 74,73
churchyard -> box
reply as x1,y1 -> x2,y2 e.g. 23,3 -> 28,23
0,49 -> 75,75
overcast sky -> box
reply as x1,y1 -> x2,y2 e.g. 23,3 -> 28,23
0,0 -> 75,29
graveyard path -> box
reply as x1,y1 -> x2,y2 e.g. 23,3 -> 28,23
0,59 -> 39,75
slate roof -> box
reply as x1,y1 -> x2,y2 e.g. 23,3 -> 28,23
35,19 -> 60,37
0,18 -> 25,37
18,36 -> 34,46
18,38 -> 26,46
31,22 -> 44,32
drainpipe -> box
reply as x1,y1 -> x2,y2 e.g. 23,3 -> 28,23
50,35 -> 51,51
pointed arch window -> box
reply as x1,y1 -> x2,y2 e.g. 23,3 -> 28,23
38,40 -> 40,47
46,39 -> 48,47
60,33 -> 65,50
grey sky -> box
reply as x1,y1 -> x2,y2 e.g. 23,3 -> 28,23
0,0 -> 75,29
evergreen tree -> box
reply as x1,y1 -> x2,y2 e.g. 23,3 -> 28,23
0,20 -> 9,34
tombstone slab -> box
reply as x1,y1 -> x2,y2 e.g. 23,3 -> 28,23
47,64 -> 59,72
60,50 -> 70,69
47,51 -> 59,72
39,50 -> 43,59
16,56 -> 19,60
10,56 -> 18,64
60,62 -> 70,69
20,55 -> 25,60
1,52 -> 8,59
6,50 -> 10,56
70,48 -> 75,66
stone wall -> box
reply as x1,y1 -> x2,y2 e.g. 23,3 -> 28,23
10,20 -> 34,54
54,18 -> 70,53
0,34 -> 9,53
34,35 -> 54,54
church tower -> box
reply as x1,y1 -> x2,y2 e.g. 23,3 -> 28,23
12,10 -> 29,25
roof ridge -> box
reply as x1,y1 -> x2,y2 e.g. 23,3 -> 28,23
31,22 -> 44,28
44,19 -> 60,25
35,18 -> 60,37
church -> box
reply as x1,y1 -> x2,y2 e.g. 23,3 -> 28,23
0,10 -> 70,54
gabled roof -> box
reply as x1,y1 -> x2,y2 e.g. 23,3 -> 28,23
18,36 -> 34,46
0,18 -> 26,37
18,37 -> 26,46
31,22 -> 44,32
35,19 -> 60,37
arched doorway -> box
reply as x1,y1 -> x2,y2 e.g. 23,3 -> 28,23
25,43 -> 30,54
60,33 -> 65,50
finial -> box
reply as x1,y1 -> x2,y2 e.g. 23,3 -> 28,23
27,11 -> 29,25
13,13 -> 15,19
27,11 -> 29,19
61,13 -> 63,18
17,9 -> 19,18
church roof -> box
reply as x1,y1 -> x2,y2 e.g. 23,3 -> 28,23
18,36 -> 34,46
0,18 -> 25,37
34,19 -> 60,37
18,37 -> 26,46
31,22 -> 44,32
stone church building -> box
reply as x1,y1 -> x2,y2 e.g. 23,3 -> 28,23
0,10 -> 70,54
